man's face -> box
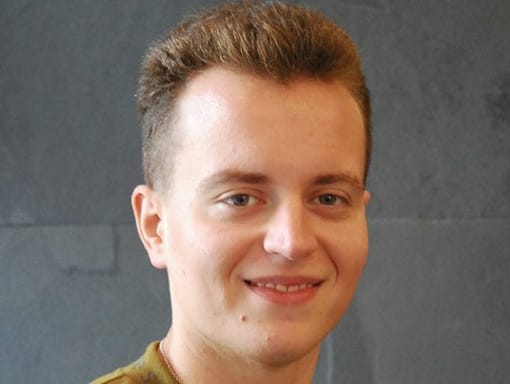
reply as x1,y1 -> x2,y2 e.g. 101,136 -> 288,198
156,67 -> 370,365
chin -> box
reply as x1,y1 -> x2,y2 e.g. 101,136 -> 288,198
247,330 -> 324,368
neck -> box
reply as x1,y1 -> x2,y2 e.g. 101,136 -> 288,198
162,327 -> 320,384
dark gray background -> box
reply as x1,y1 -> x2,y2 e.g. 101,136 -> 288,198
1,0 -> 509,383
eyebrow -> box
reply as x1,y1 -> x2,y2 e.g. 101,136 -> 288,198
198,170 -> 365,193
198,170 -> 270,193
313,173 -> 365,190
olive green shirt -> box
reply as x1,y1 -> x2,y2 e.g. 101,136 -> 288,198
90,341 -> 177,384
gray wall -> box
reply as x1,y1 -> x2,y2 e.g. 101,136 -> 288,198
1,1 -> 509,383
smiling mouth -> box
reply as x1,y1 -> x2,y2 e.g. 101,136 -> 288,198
243,279 -> 322,293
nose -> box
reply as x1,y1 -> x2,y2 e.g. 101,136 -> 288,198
262,199 -> 318,261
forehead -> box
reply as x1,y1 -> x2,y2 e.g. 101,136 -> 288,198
174,67 -> 363,137
168,66 -> 366,183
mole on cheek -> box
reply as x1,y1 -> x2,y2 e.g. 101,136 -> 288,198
239,314 -> 247,322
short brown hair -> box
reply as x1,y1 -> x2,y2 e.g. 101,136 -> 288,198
137,0 -> 371,190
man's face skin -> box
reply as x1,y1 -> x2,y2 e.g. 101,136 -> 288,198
134,67 -> 370,377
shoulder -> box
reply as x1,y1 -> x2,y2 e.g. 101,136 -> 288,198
90,341 -> 173,384
89,369 -> 139,384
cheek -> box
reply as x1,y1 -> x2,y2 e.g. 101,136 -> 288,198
172,220 -> 257,282
328,220 -> 369,281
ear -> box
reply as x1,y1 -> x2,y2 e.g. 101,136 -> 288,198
363,190 -> 371,207
131,185 -> 167,269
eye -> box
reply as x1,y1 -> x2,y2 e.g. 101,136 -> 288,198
223,193 -> 260,207
314,193 -> 349,206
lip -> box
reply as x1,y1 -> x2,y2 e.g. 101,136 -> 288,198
243,276 -> 323,305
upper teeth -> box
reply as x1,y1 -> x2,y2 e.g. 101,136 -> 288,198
251,281 -> 314,292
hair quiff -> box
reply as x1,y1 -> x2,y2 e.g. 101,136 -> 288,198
137,0 -> 371,190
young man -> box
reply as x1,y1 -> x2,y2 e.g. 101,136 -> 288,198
92,1 -> 371,383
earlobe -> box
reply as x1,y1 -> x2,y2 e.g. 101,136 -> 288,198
131,185 -> 168,269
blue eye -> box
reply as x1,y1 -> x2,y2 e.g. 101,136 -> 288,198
316,194 -> 348,206
318,194 -> 337,205
224,194 -> 256,207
